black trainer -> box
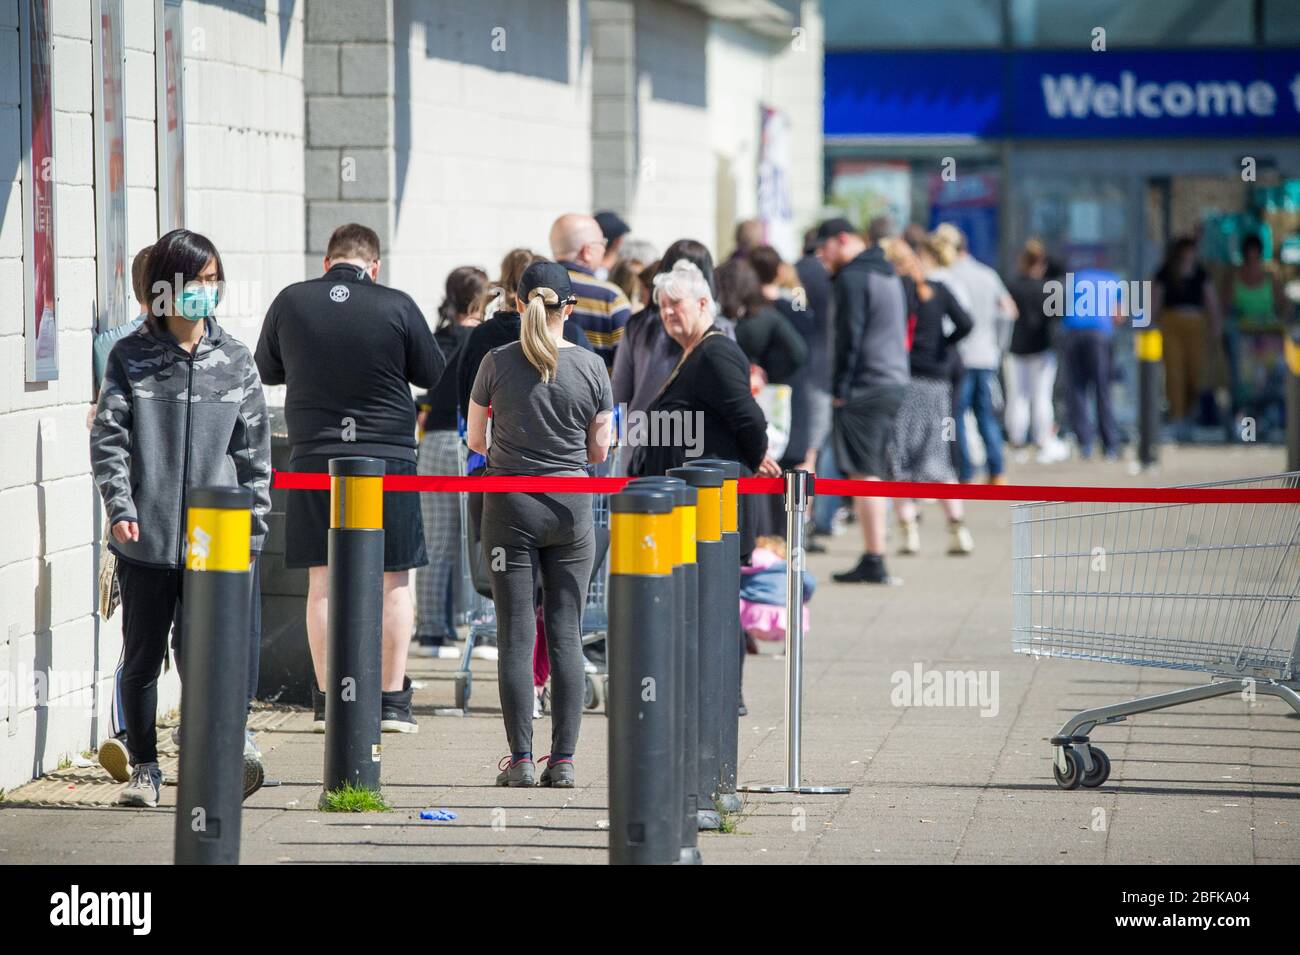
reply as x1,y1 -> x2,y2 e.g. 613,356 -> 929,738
311,686 -> 326,734
833,553 -> 897,584
381,676 -> 418,733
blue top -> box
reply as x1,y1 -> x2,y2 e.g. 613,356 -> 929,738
92,315 -> 145,393
1063,269 -> 1122,334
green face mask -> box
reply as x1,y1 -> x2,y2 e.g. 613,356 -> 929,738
176,285 -> 219,321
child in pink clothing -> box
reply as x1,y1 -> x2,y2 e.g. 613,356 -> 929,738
740,536 -> 815,644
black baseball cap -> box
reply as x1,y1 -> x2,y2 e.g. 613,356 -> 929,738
594,211 -> 631,243
517,261 -> 576,305
815,216 -> 857,243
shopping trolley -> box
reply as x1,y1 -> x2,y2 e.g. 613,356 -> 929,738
447,439 -> 616,712
1011,472 -> 1300,790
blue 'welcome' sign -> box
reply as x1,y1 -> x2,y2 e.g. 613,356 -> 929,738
825,48 -> 1300,139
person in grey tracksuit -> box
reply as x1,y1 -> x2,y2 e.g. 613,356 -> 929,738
90,229 -> 271,805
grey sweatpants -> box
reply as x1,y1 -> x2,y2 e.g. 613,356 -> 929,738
480,490 -> 595,757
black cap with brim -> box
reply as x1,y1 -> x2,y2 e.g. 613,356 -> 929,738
517,261 -> 576,306
815,216 -> 857,243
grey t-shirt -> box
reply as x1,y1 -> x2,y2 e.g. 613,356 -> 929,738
470,341 -> 613,477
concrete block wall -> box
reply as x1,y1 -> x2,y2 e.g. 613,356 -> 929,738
768,0 -> 823,242
387,0 -> 592,308
1,0 -> 115,792
629,0 -> 712,254
1,0 -> 306,792
183,0 -> 305,351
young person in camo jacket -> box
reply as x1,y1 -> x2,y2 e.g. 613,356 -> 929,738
91,228 -> 271,808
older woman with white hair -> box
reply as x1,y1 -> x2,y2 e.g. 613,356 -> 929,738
628,259 -> 778,481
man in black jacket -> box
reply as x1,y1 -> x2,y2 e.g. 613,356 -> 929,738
817,216 -> 910,585
255,223 -> 444,732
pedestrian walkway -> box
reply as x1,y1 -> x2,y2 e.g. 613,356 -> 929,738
1,445 -> 1296,864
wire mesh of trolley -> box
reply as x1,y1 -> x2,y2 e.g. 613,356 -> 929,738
449,440 -> 616,712
1011,472 -> 1300,790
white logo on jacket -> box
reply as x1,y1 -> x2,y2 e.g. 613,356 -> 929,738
329,284 -> 350,303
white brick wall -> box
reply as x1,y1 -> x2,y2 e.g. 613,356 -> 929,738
1,0 -> 305,792
181,0 -> 305,350
387,0 -> 592,308
630,0 -> 712,253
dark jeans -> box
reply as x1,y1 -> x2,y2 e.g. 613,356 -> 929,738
955,368 -> 1005,481
1063,329 -> 1119,456
115,557 -> 261,762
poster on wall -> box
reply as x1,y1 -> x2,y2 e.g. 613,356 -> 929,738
21,0 -> 58,382
156,0 -> 185,233
757,106 -> 796,262
828,159 -> 911,233
94,0 -> 129,334
928,170 -> 1001,268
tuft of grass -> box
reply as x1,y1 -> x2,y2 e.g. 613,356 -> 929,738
318,782 -> 390,813
56,754 -> 72,771
0,788 -> 6,802
714,798 -> 743,834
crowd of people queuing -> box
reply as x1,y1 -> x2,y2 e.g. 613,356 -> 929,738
86,205 -> 1281,801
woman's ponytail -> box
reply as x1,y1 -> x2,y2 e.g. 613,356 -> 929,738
520,287 -> 560,383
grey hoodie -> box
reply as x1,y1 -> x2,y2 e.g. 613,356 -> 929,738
91,317 -> 271,569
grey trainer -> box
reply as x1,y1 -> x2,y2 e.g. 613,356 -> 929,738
538,756 -> 574,788
496,756 -> 535,787
118,763 -> 162,808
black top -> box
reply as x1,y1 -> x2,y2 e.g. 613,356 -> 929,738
629,330 -> 768,477
1157,263 -> 1209,308
1007,272 -> 1054,355
456,310 -> 592,421
255,263 -> 445,461
734,304 -> 809,385
906,278 -> 973,380
418,323 -> 473,432
795,254 -> 833,388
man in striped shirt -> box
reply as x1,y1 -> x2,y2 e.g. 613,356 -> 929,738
550,213 -> 632,371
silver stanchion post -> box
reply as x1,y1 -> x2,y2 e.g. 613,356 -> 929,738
739,469 -> 848,795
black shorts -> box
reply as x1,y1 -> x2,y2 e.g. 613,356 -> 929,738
284,454 -> 428,572
833,384 -> 906,479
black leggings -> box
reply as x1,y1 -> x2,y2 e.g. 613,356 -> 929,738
480,492 -> 594,758
115,557 -> 260,765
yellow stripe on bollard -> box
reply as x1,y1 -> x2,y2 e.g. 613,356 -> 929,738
721,479 -> 738,534
1135,329 -> 1163,363
679,504 -> 697,565
186,507 -> 251,572
331,475 -> 383,529
1285,336 -> 1300,377
611,511 -> 675,576
695,485 -> 722,542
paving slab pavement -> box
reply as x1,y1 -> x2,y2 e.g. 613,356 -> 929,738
1,444 -> 1297,864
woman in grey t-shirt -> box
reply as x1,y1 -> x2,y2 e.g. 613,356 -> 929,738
468,261 -> 613,788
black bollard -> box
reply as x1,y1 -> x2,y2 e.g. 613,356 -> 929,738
669,465 -> 725,834
608,488 -> 678,865
633,476 -> 698,864
174,486 -> 254,865
322,457 -> 385,801
695,458 -> 742,813
1136,327 -> 1162,468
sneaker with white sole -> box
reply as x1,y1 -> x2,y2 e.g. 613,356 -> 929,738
948,522 -> 974,555
538,755 -> 574,788
380,677 -> 419,733
312,686 -> 326,733
98,736 -> 130,783
898,518 -> 920,555
470,639 -> 498,662
496,755 -> 535,787
118,762 -> 162,807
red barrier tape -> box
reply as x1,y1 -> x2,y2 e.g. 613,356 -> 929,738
271,470 -> 1300,505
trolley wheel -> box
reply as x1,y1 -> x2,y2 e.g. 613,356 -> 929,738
1080,748 -> 1111,788
1053,747 -> 1084,790
453,671 -> 472,710
584,674 -> 605,711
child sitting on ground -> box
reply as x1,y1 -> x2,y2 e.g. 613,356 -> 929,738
740,535 -> 815,650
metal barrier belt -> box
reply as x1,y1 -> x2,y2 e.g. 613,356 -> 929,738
271,470 -> 1300,505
